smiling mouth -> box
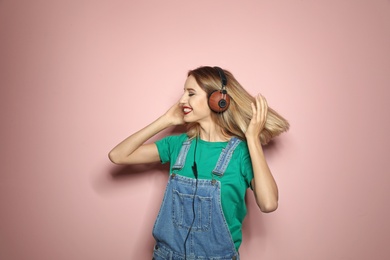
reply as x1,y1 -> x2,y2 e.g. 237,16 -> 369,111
182,106 -> 192,115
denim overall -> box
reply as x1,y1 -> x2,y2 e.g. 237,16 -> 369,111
152,137 -> 242,260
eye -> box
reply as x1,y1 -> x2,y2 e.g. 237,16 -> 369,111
188,93 -> 194,96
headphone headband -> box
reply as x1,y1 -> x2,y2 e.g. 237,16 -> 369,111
213,66 -> 227,87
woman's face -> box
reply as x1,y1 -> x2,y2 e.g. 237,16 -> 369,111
179,75 -> 212,124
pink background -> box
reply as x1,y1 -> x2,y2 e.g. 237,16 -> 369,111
1,0 -> 390,259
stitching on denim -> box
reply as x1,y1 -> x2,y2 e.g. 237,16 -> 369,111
172,137 -> 241,178
212,137 -> 241,176
172,139 -> 192,170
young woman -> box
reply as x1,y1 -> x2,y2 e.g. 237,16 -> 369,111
109,66 -> 289,260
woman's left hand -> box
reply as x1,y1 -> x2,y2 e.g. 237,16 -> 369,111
245,94 -> 268,139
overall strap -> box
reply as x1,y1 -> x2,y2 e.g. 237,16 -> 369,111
212,137 -> 242,176
171,138 -> 192,170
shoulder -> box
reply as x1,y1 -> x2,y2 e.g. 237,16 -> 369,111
164,133 -> 189,143
232,139 -> 252,165
155,133 -> 189,148
233,138 -> 250,154
233,138 -> 254,185
155,133 -> 189,164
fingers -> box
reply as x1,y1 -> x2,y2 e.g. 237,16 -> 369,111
247,94 -> 268,137
251,94 -> 269,122
250,101 -> 257,119
255,94 -> 268,124
255,94 -> 261,121
260,94 -> 268,120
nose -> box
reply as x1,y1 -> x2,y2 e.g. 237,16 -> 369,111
179,92 -> 188,105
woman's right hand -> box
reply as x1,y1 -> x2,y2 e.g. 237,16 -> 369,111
163,102 -> 185,126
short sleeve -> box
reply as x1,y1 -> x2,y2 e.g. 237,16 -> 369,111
155,134 -> 188,164
240,143 -> 254,188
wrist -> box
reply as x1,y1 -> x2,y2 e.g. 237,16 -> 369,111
156,115 -> 174,129
245,133 -> 258,142
246,135 -> 263,149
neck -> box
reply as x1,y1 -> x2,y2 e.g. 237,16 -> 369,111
198,122 -> 230,142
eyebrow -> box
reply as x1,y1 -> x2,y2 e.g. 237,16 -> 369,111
184,87 -> 196,91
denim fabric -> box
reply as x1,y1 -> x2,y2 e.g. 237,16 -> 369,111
152,138 -> 241,260
212,137 -> 241,176
172,139 -> 192,170
171,137 -> 241,177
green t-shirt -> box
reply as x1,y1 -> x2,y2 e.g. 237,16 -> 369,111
155,133 -> 254,251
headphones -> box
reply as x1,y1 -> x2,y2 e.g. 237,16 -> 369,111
208,66 -> 231,113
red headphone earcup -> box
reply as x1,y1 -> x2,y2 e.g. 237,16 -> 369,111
208,90 -> 230,113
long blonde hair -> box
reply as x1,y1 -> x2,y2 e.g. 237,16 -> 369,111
186,66 -> 289,145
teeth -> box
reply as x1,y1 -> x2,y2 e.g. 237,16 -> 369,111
183,108 -> 192,113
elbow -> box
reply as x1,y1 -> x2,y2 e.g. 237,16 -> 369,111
255,196 -> 278,213
253,182 -> 279,213
108,150 -> 121,164
259,201 -> 278,213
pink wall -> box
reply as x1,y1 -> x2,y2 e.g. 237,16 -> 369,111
1,0 -> 389,259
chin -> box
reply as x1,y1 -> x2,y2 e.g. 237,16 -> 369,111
183,115 -> 196,123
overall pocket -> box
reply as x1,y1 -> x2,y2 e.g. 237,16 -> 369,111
172,189 -> 212,231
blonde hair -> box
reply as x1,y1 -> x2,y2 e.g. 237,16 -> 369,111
186,66 -> 289,145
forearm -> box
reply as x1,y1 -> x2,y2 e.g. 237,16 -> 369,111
108,115 -> 172,164
247,136 -> 279,213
